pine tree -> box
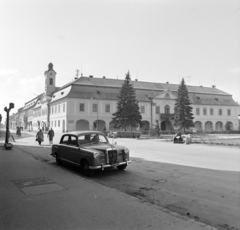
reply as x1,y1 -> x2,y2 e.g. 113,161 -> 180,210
225,121 -> 232,131
174,78 -> 194,133
111,71 -> 142,131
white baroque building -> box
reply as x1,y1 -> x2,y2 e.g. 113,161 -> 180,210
11,63 -> 240,133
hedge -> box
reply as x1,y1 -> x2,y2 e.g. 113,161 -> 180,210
116,131 -> 141,138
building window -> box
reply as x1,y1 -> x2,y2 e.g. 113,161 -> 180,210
80,103 -> 85,112
196,108 -> 200,115
156,106 -> 160,114
52,107 -> 54,114
210,108 -> 213,115
93,104 -> 98,112
203,108 -> 207,115
49,78 -> 53,85
219,109 -> 222,116
165,105 -> 170,114
55,121 -> 56,127
228,109 -> 231,116
164,93 -> 170,99
55,105 -> 57,114
58,120 -> 60,127
140,106 -> 145,114
63,103 -> 65,112
105,104 -> 110,113
58,105 -> 60,113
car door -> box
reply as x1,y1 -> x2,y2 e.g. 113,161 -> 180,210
59,135 -> 70,160
67,135 -> 80,164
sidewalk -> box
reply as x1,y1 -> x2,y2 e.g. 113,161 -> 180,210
0,130 -> 218,230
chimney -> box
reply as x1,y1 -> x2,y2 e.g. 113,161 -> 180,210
89,75 -> 93,78
103,76 -> 106,79
166,82 -> 169,84
212,85 -> 215,88
135,79 -> 138,81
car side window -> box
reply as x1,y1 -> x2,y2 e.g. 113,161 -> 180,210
69,136 -> 78,147
60,135 -> 69,145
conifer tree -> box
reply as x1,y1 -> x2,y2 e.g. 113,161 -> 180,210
111,71 -> 142,131
225,121 -> 232,131
174,78 -> 194,133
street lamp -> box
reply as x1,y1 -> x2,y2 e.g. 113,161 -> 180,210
4,102 -> 14,149
96,91 -> 100,131
148,95 -> 154,134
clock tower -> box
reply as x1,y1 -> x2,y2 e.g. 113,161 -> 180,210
44,63 -> 56,96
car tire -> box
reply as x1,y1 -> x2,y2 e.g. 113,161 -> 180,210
81,160 -> 94,177
117,164 -> 127,170
56,154 -> 62,165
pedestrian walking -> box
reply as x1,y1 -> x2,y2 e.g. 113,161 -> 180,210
36,129 -> 44,145
16,127 -> 21,137
47,127 -> 54,145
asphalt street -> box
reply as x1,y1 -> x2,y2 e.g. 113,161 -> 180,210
1,129 -> 238,230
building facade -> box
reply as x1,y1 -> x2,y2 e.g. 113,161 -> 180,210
10,63 -> 240,133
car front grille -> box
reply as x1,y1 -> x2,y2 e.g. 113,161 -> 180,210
106,149 -> 117,164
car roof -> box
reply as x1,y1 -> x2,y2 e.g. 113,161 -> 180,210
64,131 -> 105,136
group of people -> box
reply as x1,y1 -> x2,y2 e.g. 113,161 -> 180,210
36,127 -> 54,145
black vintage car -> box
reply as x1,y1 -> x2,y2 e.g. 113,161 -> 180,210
51,131 -> 131,176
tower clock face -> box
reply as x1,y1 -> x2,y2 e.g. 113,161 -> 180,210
49,72 -> 53,76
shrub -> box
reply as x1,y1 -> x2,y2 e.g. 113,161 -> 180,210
116,131 -> 141,138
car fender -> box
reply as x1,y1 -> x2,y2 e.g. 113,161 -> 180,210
51,145 -> 60,156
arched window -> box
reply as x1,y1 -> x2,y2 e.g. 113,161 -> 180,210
49,78 -> 53,85
165,105 -> 170,114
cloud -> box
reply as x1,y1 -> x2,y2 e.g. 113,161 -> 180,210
230,67 -> 240,74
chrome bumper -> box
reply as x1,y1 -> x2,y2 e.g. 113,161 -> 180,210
89,160 -> 131,170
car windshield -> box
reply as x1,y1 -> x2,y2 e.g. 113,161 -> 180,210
78,134 -> 108,145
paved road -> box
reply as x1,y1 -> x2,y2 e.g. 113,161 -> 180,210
0,130 -> 220,230
1,130 -> 239,229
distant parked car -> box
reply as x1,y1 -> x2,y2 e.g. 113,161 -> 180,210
51,131 -> 131,176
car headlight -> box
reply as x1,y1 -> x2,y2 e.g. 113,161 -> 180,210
124,148 -> 129,154
93,152 -> 100,158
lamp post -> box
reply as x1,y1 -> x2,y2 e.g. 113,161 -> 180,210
96,91 -> 100,131
148,95 -> 154,135
4,102 -> 14,149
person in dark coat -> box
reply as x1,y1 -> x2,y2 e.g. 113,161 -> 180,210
47,127 -> 54,145
36,129 -> 44,145
16,127 -> 21,137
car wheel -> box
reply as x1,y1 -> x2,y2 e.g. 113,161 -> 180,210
56,154 -> 62,165
81,160 -> 94,177
117,164 -> 127,170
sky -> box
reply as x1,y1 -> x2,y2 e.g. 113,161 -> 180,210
1,0 -> 240,119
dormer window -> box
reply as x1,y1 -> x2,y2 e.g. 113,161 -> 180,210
61,92 -> 64,95
164,93 -> 170,99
